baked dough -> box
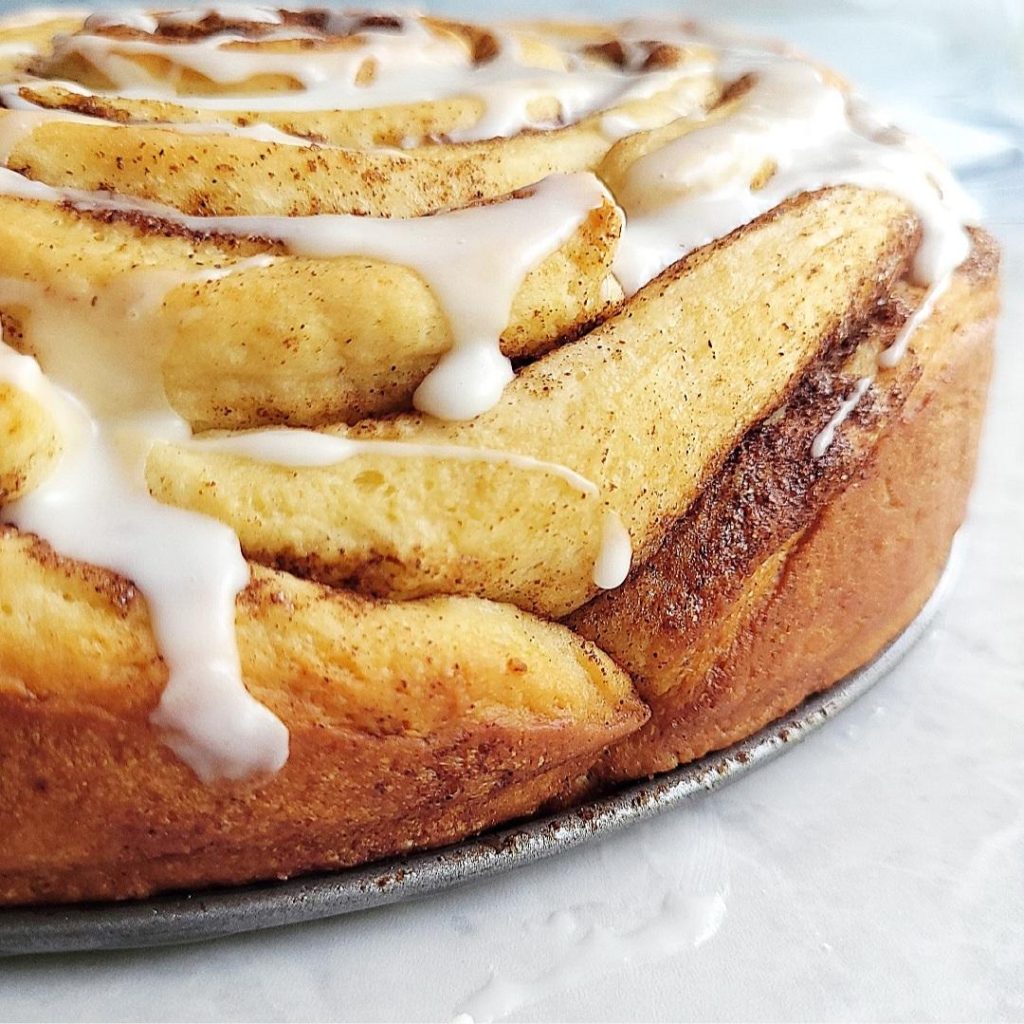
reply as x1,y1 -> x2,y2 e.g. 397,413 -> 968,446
0,8 -> 998,904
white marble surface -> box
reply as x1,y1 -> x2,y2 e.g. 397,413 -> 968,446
0,2 -> 1022,1021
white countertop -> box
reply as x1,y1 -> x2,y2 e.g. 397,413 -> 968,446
0,2 -> 1021,1021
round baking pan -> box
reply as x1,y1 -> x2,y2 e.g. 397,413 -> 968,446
0,543 -> 960,958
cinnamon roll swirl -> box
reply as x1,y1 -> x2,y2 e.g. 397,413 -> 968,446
0,8 -> 998,905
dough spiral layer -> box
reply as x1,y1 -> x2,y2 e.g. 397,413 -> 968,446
0,7 -> 998,904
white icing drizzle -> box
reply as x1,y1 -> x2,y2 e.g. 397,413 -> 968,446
175,171 -> 604,422
0,335 -> 52,396
98,171 -> 597,418
84,10 -> 159,34
0,10 -> 978,784
0,88 -> 322,158
0,163 -> 624,778
810,376 -> 873,460
0,259 -> 289,782
273,174 -> 584,412
444,43 -> 701,146
0,42 -> 35,59
159,5 -> 285,27
37,17 -> 709,143
604,38 -> 976,459
0,163 -> 605,419
611,60 -> 977,297
592,511 -> 632,590
598,111 -> 643,143
879,273 -> 952,369
51,18 -> 475,105
811,267 -> 953,459
190,428 -> 601,498
4,385 -> 289,784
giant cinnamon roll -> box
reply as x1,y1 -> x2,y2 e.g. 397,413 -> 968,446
0,8 -> 999,905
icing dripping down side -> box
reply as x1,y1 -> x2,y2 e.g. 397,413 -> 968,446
159,171 -> 607,420
4,396 -> 290,784
0,270 -> 290,782
811,376 -> 873,460
0,165 -> 609,421
592,512 -> 633,590
880,274 -> 953,369
810,269 -> 953,459
611,60 -> 977,298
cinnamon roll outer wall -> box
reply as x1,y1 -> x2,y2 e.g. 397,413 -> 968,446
0,10 -> 1000,905
0,246 -> 996,906
568,237 -> 998,788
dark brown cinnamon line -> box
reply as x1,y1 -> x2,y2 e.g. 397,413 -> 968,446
566,230 -> 999,679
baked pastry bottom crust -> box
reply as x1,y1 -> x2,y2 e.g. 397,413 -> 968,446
0,243 -> 997,906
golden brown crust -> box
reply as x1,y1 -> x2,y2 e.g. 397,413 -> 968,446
0,550 -> 645,904
0,694 -> 633,904
569,234 -> 998,785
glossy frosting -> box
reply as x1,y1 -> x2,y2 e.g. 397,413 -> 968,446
0,6 -> 977,779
